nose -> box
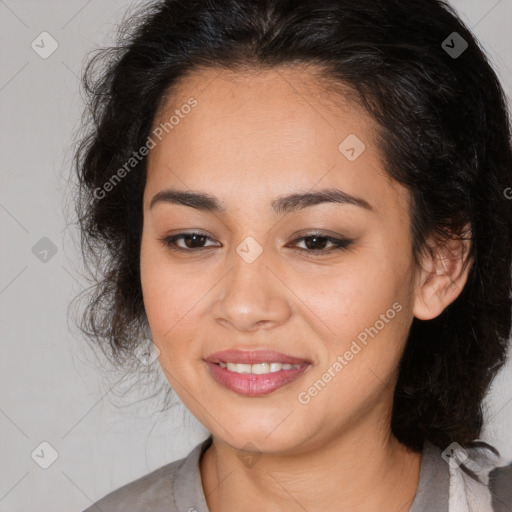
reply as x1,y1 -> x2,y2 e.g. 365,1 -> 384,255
210,246 -> 292,332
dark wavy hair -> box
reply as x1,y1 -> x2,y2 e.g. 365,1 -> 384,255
70,0 -> 512,466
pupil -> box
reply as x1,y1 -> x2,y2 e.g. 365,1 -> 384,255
305,236 -> 327,250
185,234 -> 206,248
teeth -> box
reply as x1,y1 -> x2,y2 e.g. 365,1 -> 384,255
218,361 -> 303,374
252,363 -> 270,375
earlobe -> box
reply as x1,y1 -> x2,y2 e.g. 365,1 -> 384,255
413,226 -> 473,321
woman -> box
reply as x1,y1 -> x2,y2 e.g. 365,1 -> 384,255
73,0 -> 512,510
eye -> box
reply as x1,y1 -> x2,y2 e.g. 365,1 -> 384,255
158,231 -> 353,255
158,232 -> 218,251
288,232 -> 353,255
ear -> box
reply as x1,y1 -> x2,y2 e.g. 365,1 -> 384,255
413,223 -> 473,321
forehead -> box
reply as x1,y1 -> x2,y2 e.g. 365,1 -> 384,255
145,65 -> 408,216
151,64 -> 369,147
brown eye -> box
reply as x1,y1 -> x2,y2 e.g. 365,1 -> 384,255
158,231 -> 353,256
302,235 -> 331,251
158,232 -> 218,251
289,233 -> 353,255
179,233 -> 208,249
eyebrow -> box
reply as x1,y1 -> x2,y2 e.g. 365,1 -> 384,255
149,187 -> 374,214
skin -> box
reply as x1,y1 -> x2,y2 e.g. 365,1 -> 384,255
139,65 -> 472,512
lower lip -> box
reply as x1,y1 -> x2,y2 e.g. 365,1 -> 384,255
206,362 -> 311,396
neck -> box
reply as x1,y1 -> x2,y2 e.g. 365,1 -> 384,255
199,424 -> 422,512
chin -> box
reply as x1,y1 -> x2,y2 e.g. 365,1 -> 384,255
212,421 -> 311,455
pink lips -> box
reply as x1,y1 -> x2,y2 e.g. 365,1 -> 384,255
205,349 -> 311,397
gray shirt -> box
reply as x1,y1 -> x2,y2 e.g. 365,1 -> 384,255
82,436 -> 512,512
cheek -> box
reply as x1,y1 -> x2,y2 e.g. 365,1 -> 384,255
140,240 -> 199,341
296,247 -> 412,384
291,249 -> 407,333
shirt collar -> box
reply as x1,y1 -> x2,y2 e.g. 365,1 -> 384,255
173,435 -> 213,512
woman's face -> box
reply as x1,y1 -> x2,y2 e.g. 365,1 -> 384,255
140,66 -> 424,454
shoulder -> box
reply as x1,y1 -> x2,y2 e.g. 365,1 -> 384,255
81,456 -> 185,512
457,443 -> 512,512
81,435 -> 213,512
488,463 -> 512,512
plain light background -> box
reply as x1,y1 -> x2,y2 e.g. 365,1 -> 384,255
1,1 -> 511,511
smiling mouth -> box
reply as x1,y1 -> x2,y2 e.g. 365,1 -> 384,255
204,348 -> 312,395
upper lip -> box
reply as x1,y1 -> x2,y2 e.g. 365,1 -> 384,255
205,349 -> 311,365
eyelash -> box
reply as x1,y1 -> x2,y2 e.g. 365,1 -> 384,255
157,231 -> 353,256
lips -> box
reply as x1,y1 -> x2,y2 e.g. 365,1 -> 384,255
205,349 -> 310,365
204,349 -> 312,396
207,361 -> 310,396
